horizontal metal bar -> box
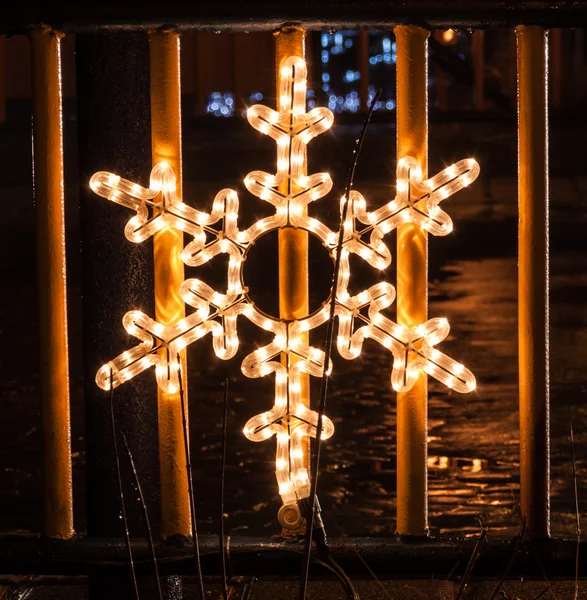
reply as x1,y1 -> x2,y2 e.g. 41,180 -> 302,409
0,535 -> 584,579
1,1 -> 587,34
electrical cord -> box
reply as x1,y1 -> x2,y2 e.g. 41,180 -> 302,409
299,496 -> 360,600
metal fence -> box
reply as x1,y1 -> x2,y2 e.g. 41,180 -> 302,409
1,2 -> 585,597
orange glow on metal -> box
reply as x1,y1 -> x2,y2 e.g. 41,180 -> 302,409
149,29 -> 191,539
30,26 -> 74,540
394,24 -> 429,538
517,25 -> 550,540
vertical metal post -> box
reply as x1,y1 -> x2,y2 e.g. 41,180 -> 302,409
29,26 -> 74,541
275,26 -> 311,494
517,25 -> 550,540
149,29 -> 192,541
472,30 -> 485,111
358,30 -> 370,112
394,25 -> 429,538
76,32 -> 181,598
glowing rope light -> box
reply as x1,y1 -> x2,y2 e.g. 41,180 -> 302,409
363,156 -> 480,236
90,55 -> 478,511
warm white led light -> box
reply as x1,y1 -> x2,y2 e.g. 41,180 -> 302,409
90,162 -> 215,243
91,54 -> 478,509
362,156 -> 480,237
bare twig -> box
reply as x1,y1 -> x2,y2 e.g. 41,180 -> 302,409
487,518 -> 526,600
227,576 -> 257,600
570,420 -> 581,600
109,370 -> 139,600
298,89 -> 382,600
220,378 -> 230,600
509,487 -> 557,600
178,366 -> 206,600
454,519 -> 487,600
532,581 -> 557,600
121,432 -> 163,600
499,582 -> 513,600
330,512 -> 391,600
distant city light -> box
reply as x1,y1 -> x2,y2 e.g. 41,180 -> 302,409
442,29 -> 458,45
320,30 -> 397,113
206,92 -> 234,117
205,31 -> 399,117
343,70 -> 361,83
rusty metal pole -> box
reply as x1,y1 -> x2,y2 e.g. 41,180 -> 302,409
472,30 -> 485,111
29,26 -> 74,541
394,25 -> 429,538
358,30 -> 370,112
275,26 -> 310,523
149,29 -> 192,541
517,25 -> 550,540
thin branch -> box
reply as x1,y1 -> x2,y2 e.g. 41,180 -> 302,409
121,432 -> 163,600
178,366 -> 206,600
532,582 -> 557,600
220,378 -> 230,600
330,512 -> 391,600
570,420 -> 581,600
238,579 -> 257,600
299,89 -> 382,600
454,519 -> 487,600
109,370 -> 139,600
509,487 -> 557,600
445,560 -> 461,583
487,518 -> 526,600
499,582 -> 514,600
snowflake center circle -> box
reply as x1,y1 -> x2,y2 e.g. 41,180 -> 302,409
242,229 -> 334,321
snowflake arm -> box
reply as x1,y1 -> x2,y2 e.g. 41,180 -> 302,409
90,162 -> 209,242
386,317 -> 476,393
335,190 -> 392,270
95,309 -> 216,393
95,273 -> 250,393
361,157 -> 480,237
242,316 -> 334,505
247,56 -> 333,181
331,189 -> 477,394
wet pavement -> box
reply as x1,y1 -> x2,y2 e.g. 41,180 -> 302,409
0,115 -> 586,540
0,579 -> 580,600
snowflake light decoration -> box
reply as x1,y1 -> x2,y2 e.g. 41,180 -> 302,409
90,56 -> 479,511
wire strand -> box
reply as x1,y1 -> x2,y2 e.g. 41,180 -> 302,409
298,89 -> 382,600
